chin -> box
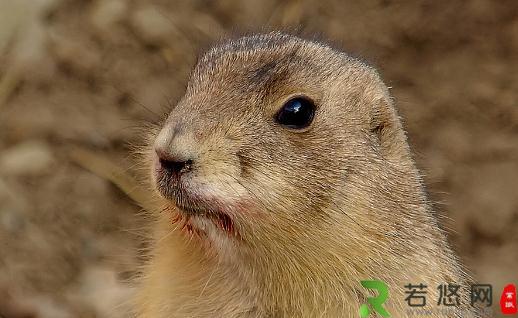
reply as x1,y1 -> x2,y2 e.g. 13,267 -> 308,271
156,180 -> 251,243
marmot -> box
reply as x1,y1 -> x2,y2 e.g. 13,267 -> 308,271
135,32 -> 477,317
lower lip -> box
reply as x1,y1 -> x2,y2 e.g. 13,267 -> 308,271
173,205 -> 238,237
176,204 -> 209,215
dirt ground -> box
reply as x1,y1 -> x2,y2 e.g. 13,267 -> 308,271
0,0 -> 517,317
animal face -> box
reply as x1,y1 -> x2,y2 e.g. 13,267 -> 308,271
152,33 -> 388,245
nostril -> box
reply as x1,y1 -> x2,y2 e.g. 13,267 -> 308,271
155,147 -> 194,175
159,157 -> 193,174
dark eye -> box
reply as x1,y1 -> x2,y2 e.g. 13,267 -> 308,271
275,97 -> 316,129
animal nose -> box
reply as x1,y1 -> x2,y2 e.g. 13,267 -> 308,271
155,148 -> 193,176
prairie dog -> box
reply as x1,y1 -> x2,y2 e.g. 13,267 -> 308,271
135,32 -> 476,317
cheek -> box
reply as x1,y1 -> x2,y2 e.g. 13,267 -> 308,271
189,152 -> 251,203
242,163 -> 300,213
246,153 -> 341,214
194,173 -> 249,200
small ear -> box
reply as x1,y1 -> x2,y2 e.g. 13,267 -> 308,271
369,98 -> 409,162
370,98 -> 394,144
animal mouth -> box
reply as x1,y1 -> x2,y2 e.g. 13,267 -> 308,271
171,197 -> 238,237
175,201 -> 210,215
153,158 -> 239,237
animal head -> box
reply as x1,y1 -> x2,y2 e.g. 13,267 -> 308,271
151,32 -> 414,254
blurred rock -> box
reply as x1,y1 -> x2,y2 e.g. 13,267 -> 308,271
190,12 -> 225,38
452,162 -> 518,238
0,208 -> 26,234
11,20 -> 49,72
0,0 -> 58,105
0,178 -> 18,202
0,179 -> 27,234
507,18 -> 518,52
0,141 -> 54,177
473,241 -> 518,289
90,0 -> 128,32
0,289 -> 38,318
50,33 -> 101,76
74,171 -> 110,199
133,77 -> 172,118
131,5 -> 179,45
69,266 -> 133,318
0,0 -> 60,54
25,295 -> 73,318
431,123 -> 472,161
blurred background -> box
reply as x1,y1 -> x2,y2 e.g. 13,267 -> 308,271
0,0 -> 517,317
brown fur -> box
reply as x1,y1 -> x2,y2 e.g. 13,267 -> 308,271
134,32 -> 477,317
